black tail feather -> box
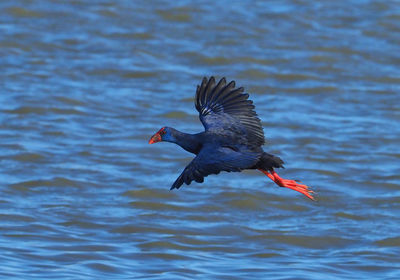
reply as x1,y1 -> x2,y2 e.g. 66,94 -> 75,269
257,152 -> 284,171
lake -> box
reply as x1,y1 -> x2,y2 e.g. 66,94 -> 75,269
1,0 -> 400,279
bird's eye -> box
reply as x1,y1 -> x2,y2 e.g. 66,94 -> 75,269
160,128 -> 166,135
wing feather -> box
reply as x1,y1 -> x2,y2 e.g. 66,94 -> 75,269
171,145 -> 260,190
195,77 -> 265,146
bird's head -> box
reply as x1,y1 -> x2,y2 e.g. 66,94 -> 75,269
148,127 -> 172,144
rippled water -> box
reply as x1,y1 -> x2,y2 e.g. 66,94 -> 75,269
1,0 -> 400,279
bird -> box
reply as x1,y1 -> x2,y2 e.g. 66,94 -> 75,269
149,77 -> 315,200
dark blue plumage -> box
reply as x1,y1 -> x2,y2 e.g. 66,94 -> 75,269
149,77 -> 315,200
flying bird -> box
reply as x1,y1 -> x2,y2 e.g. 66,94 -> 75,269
149,77 -> 315,200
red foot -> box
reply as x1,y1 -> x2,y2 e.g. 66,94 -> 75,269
258,169 -> 315,201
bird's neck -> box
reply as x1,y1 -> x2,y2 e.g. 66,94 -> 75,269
168,129 -> 202,154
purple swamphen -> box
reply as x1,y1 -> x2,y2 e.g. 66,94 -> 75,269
149,77 -> 315,200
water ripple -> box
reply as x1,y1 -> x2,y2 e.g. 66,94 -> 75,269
1,0 -> 400,279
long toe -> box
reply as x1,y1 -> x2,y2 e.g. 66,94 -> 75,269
258,169 -> 316,201
280,180 -> 315,200
273,175 -> 315,200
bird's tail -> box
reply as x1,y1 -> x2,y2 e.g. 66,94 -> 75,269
258,152 -> 284,170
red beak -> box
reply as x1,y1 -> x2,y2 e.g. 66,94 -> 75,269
149,133 -> 161,144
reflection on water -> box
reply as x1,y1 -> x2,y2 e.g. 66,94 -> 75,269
1,0 -> 400,279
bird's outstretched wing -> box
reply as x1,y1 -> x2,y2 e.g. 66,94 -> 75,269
195,76 -> 265,146
171,145 -> 260,190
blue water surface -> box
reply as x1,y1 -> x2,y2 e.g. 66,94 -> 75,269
1,0 -> 400,279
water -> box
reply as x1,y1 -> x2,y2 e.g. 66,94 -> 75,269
1,0 -> 400,279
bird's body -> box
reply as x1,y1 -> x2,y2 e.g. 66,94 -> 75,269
149,77 -> 315,200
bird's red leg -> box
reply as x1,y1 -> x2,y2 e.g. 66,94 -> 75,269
258,169 -> 315,201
